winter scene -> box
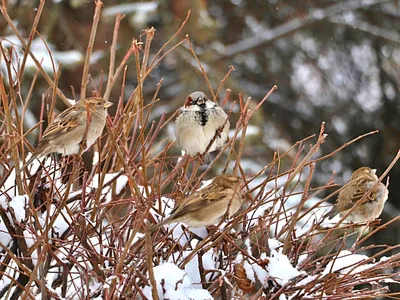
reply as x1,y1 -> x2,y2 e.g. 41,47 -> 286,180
0,0 -> 400,299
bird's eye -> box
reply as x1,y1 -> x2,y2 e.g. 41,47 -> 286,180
197,98 -> 205,105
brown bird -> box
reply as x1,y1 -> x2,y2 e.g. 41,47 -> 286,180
151,175 -> 242,232
331,167 -> 388,223
175,91 -> 230,156
21,97 -> 112,171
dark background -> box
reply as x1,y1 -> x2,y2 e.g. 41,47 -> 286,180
1,0 -> 400,247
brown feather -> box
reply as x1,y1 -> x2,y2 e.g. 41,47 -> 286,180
332,167 -> 388,223
151,175 -> 241,232
20,97 -> 112,172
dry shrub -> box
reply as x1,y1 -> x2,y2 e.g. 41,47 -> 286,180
0,2 -> 399,300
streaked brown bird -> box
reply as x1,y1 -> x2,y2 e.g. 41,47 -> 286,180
151,175 -> 242,231
21,97 -> 112,171
332,167 -> 388,223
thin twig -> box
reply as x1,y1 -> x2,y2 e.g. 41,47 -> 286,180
80,0 -> 103,100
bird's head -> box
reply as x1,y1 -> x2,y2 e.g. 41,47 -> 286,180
78,97 -> 113,110
212,175 -> 240,188
351,167 -> 378,181
184,91 -> 214,109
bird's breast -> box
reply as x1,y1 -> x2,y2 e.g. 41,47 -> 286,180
85,114 -> 106,148
195,108 -> 210,126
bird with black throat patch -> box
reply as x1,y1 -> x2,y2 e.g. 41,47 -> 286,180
175,91 -> 230,157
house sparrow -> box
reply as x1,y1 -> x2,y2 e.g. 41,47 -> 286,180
331,167 -> 388,223
21,97 -> 112,171
175,91 -> 230,156
151,175 -> 242,231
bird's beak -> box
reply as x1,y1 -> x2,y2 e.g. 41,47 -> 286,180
104,101 -> 113,108
371,169 -> 377,174
197,98 -> 205,105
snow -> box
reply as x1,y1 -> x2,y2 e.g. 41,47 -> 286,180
297,253 -> 308,267
243,261 -> 256,283
168,249 -> 216,288
279,294 -> 288,300
23,229 -> 36,248
125,232 -> 145,246
323,250 -> 375,275
0,220 -> 11,248
0,276 -> 11,292
295,275 -> 317,287
90,172 -> 127,194
137,185 -> 152,198
8,194 -> 28,222
66,187 -> 92,201
244,173 -> 333,239
0,168 -> 17,208
184,289 -> 214,300
267,249 -> 303,286
292,58 -> 323,105
102,2 -> 159,27
247,200 -> 273,225
102,2 -> 158,17
252,262 -> 268,286
229,124 -> 260,138
167,223 -> 208,247
92,151 -> 99,165
23,230 -> 38,265
45,205 -> 72,238
247,174 -> 327,236
142,263 -> 213,299
89,172 -> 129,203
268,238 -> 282,250
379,256 -> 390,262
1,35 -> 83,75
236,242 -> 302,289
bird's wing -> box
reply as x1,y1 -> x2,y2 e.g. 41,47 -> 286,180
42,107 -> 83,140
171,185 -> 228,219
352,187 -> 376,202
342,180 -> 377,211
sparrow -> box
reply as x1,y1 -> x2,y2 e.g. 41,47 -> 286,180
175,91 -> 230,156
151,175 -> 242,231
330,167 -> 388,223
21,97 -> 112,171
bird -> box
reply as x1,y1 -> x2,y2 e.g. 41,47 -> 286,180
21,97 -> 112,171
175,91 -> 230,157
329,167 -> 388,223
151,175 -> 242,232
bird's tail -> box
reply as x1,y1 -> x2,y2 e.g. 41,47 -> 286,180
19,153 -> 39,173
322,207 -> 338,220
150,218 -> 172,233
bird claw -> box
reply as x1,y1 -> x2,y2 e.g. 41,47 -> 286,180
197,153 -> 205,164
79,139 -> 88,152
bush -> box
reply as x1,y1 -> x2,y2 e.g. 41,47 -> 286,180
0,2 -> 399,299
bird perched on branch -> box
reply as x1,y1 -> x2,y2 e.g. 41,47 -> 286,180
329,167 -> 388,223
175,91 -> 230,157
21,97 -> 112,171
151,175 -> 242,232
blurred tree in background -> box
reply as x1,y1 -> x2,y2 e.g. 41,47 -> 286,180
1,0 -> 400,251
